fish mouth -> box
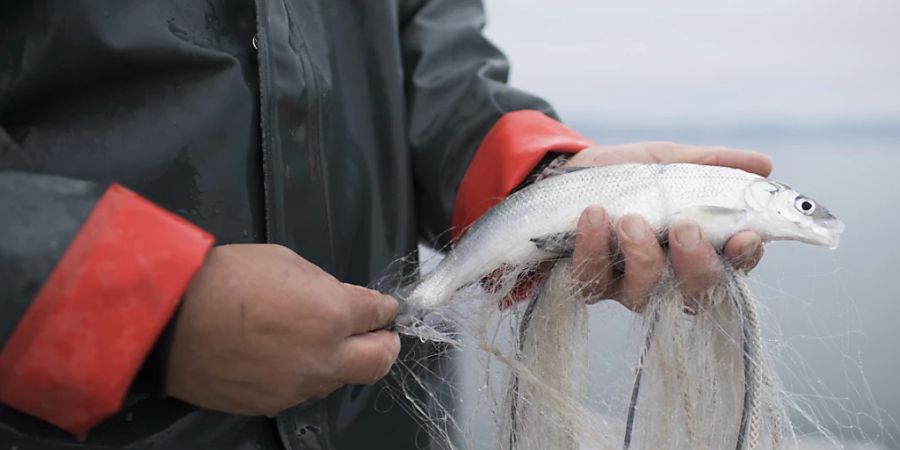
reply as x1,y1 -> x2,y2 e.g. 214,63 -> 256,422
802,218 -> 845,249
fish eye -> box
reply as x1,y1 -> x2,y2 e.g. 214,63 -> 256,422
794,197 -> 816,215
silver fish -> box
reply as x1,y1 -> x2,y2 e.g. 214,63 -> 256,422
407,163 -> 844,312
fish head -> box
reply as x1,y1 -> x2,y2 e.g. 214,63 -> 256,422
745,180 -> 845,249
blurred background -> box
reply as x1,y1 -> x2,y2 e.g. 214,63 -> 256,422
451,0 -> 900,448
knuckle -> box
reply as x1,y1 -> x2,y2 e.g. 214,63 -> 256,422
304,357 -> 343,391
648,141 -> 677,151
268,243 -> 295,257
626,245 -> 659,268
321,302 -> 350,332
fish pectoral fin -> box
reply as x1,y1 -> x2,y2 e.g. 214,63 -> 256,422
540,166 -> 591,179
530,230 -> 577,256
672,206 -> 747,228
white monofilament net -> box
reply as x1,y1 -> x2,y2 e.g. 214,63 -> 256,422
385,251 -> 887,450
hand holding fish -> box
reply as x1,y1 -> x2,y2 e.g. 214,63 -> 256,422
567,142 -> 773,311
406,145 -> 842,319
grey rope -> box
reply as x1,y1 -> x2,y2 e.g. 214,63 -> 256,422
623,269 -> 763,450
508,284 -> 542,450
732,270 -> 763,450
623,308 -> 659,450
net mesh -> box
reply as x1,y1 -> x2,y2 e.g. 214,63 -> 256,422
381,247 -> 894,450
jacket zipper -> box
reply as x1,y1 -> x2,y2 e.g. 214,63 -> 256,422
254,2 -> 334,448
287,3 -> 337,271
252,3 -> 273,243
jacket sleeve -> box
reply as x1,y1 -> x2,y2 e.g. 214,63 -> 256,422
400,0 -> 595,243
0,131 -> 213,438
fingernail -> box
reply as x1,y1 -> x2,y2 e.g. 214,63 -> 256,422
673,221 -> 701,248
619,215 -> 646,241
586,206 -> 606,227
740,239 -> 759,258
737,239 -> 761,269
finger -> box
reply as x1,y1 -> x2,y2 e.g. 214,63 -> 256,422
641,143 -> 772,177
572,206 -> 614,299
669,220 -> 721,308
571,143 -> 772,177
341,284 -> 400,334
690,147 -> 773,177
615,215 -> 665,311
335,330 -> 401,385
724,231 -> 764,272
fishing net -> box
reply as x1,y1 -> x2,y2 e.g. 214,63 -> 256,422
382,245 -> 894,450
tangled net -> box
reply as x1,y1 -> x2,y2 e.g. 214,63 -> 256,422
383,249 -> 889,450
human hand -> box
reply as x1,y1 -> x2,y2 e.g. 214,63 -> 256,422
165,244 -> 401,416
567,142 -> 773,311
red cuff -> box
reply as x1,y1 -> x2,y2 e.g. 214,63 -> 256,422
0,184 -> 213,438
451,110 -> 594,240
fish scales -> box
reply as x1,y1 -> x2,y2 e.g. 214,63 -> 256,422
407,163 -> 843,311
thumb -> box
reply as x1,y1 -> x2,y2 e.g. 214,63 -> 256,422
341,284 -> 400,335
334,330 -> 401,385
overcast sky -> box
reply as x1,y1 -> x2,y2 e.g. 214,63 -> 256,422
483,0 -> 900,126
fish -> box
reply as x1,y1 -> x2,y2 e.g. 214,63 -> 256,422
405,163 -> 844,313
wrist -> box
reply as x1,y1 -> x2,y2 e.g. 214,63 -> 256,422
513,152 -> 577,193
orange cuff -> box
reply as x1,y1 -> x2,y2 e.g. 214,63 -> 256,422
0,185 -> 213,438
451,110 -> 594,240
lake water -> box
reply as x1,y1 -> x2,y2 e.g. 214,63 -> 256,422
436,124 -> 900,449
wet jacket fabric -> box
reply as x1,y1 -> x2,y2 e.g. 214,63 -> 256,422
0,1 -> 592,449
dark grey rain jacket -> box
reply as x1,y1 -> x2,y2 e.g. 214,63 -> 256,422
0,1 -> 592,449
